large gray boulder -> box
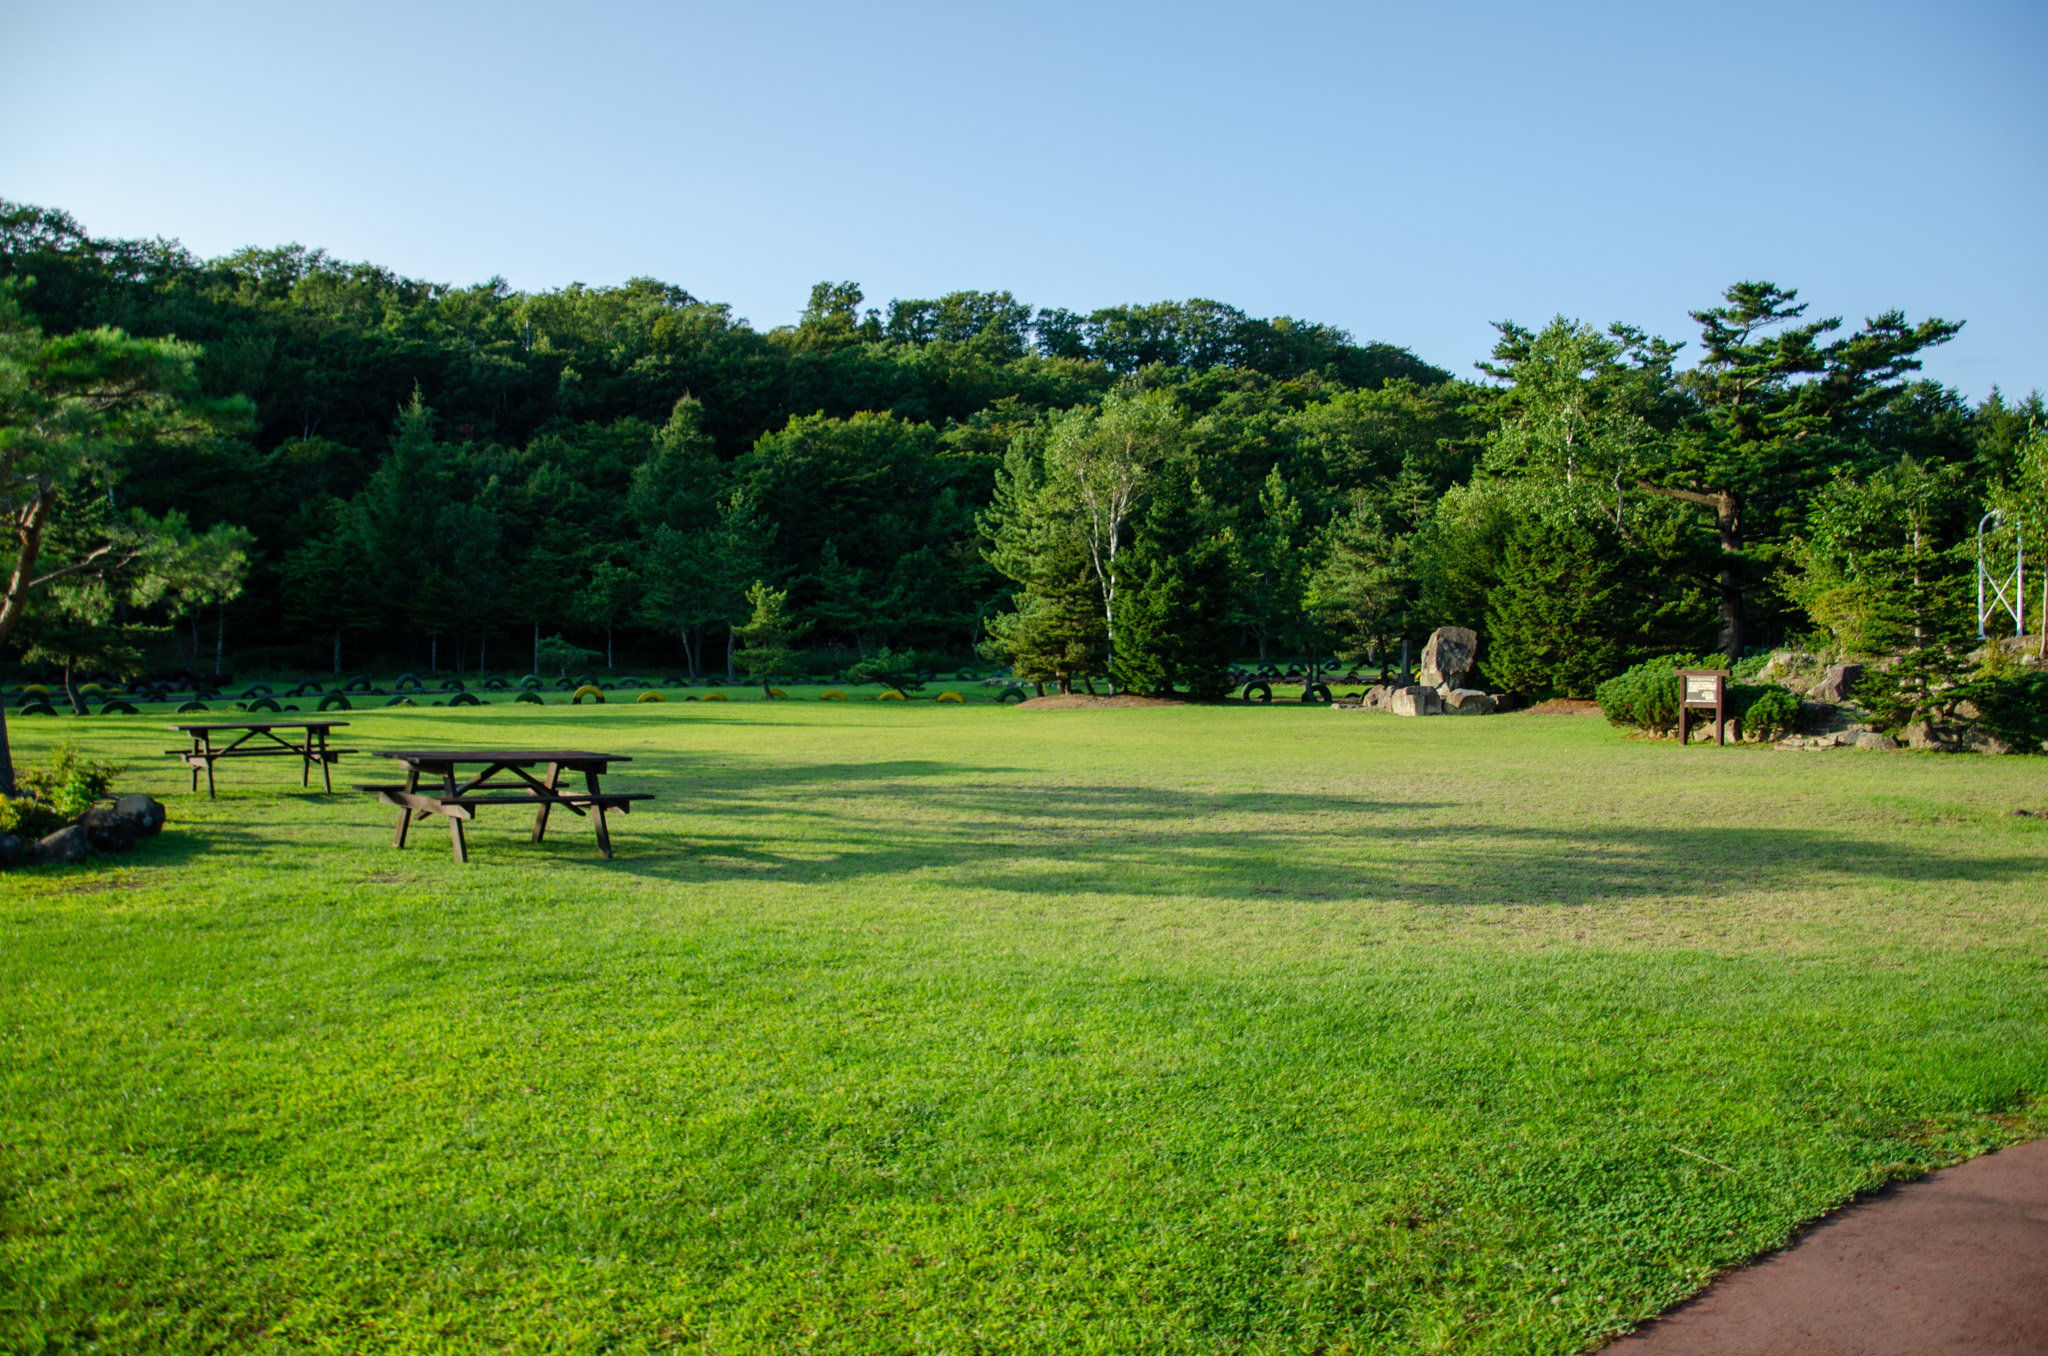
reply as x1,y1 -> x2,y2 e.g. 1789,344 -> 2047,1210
1443,688 -> 1497,715
30,824 -> 90,865
113,794 -> 167,836
1387,685 -> 1443,717
1418,627 -> 1479,691
1811,663 -> 1865,703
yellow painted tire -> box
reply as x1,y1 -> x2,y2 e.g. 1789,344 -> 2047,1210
635,690 -> 668,702
571,685 -> 606,704
876,689 -> 906,701
936,691 -> 965,703
21,684 -> 49,697
703,691 -> 728,701
769,687 -> 787,698
820,689 -> 848,700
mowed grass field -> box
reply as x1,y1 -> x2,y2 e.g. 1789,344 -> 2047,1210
2,702 -> 2045,1354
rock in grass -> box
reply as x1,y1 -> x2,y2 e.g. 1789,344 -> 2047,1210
1444,688 -> 1497,715
30,824 -> 90,865
1418,627 -> 1478,691
76,807 -> 138,854
113,794 -> 167,836
0,834 -> 21,869
1811,662 -> 1865,703
1387,685 -> 1443,717
1850,730 -> 1899,751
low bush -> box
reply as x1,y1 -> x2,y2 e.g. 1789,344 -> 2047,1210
0,742 -> 124,839
1597,654 -> 1802,740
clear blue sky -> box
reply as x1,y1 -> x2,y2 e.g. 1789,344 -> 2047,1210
6,0 -> 2043,397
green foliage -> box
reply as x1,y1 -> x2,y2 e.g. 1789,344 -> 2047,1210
1112,461 -> 1235,698
1740,686 -> 1804,742
1598,655 -> 1805,741
1483,510 -> 1632,698
534,633 -> 599,680
734,580 -> 807,696
844,647 -> 925,695
0,739 -> 122,837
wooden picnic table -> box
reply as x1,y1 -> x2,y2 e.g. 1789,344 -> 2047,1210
359,750 -> 653,863
166,720 -> 352,798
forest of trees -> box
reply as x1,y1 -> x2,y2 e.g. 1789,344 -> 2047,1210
3,197 -> 2043,701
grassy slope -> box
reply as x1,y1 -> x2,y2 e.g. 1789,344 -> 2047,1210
2,703 -> 2044,1354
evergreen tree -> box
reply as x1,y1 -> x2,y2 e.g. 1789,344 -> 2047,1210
1483,509 -> 1632,697
734,579 -> 806,696
1113,461 -> 1235,697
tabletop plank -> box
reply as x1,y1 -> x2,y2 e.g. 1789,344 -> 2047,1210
167,721 -> 351,732
372,750 -> 627,763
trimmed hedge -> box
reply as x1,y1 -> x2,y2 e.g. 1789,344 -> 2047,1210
1595,654 -> 1801,741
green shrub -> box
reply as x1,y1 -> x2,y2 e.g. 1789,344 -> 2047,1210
0,742 -> 124,839
1964,670 -> 2048,751
1739,686 -> 1803,742
1596,654 -> 1801,741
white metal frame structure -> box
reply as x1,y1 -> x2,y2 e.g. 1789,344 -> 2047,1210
1977,510 -> 2024,639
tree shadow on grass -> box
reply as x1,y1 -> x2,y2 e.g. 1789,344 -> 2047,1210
591,767 -> 2045,909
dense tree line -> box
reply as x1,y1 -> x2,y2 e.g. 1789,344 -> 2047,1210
3,197 -> 2042,704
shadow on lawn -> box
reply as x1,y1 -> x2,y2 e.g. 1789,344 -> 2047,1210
592,759 -> 2043,907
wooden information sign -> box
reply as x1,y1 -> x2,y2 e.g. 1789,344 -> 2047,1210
1676,669 -> 1729,745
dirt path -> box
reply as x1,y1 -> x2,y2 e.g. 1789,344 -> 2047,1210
1608,1138 -> 2048,1353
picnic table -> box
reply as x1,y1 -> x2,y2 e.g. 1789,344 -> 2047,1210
166,720 -> 352,798
359,750 -> 653,863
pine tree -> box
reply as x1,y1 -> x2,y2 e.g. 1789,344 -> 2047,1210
734,579 -> 807,697
1113,461 -> 1235,698
1483,511 -> 1631,697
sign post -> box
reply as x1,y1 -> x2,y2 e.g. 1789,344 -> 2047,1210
1676,669 -> 1729,746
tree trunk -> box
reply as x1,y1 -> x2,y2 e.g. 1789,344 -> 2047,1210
0,705 -> 14,796
533,621 -> 540,678
678,626 -> 696,677
333,625 -> 342,674
430,635 -> 438,674
479,628 -> 487,673
725,627 -> 736,682
1714,491 -> 1743,663
606,625 -> 614,670
215,606 -> 225,676
63,660 -> 86,716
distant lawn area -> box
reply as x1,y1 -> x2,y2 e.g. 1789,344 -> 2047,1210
3,702 -> 2044,1353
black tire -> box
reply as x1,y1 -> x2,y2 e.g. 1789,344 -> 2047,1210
1242,681 -> 1273,703
997,686 -> 1028,704
1302,683 -> 1332,703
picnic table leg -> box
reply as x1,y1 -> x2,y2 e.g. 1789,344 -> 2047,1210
532,762 -> 561,843
394,767 -> 419,848
444,768 -> 468,864
204,738 -> 217,799
300,731 -> 313,787
188,739 -> 200,794
585,769 -> 613,859
319,728 -> 333,793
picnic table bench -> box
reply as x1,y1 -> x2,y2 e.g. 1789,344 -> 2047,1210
166,720 -> 352,798
358,749 -> 653,863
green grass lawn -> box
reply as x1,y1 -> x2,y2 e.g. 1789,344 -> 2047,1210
3,702 -> 2044,1353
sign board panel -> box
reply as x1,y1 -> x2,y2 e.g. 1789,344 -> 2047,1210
1684,674 -> 1719,704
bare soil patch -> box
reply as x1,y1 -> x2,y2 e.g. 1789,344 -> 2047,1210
1014,693 -> 1192,710
1523,698 -> 1603,716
